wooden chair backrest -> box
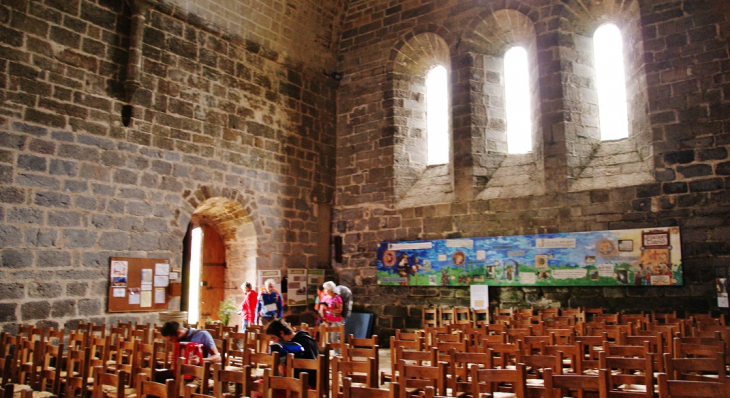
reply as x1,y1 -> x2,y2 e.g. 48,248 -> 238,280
396,360 -> 447,397
664,352 -> 726,381
342,378 -> 399,398
174,356 -> 212,397
470,362 -> 527,398
599,351 -> 654,397
137,374 -> 175,398
262,368 -> 308,398
286,353 -> 327,398
332,356 -> 377,398
551,368 -> 609,398
212,363 -> 252,398
657,372 -> 730,398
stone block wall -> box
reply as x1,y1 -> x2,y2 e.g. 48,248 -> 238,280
0,0 -> 340,332
335,0 -> 730,340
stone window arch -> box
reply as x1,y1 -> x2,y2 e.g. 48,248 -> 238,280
458,8 -> 545,200
388,29 -> 453,208
558,1 -> 654,192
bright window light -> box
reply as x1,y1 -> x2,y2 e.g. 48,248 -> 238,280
594,24 -> 629,140
504,46 -> 532,154
426,65 -> 449,165
187,227 -> 202,325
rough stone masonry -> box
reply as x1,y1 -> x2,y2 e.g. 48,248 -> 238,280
1,0 -> 730,341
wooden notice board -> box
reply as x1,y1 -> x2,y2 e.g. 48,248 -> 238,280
108,257 -> 173,313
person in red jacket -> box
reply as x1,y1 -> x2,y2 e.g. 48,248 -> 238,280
238,282 -> 258,332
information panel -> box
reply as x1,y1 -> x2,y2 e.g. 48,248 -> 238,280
376,227 -> 682,287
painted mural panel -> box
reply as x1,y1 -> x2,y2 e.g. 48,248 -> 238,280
376,227 -> 682,287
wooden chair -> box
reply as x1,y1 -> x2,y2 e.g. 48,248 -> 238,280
542,342 -> 584,374
136,375 -> 175,398
551,368 -> 609,398
518,352 -> 564,384
382,337 -> 425,384
342,378 -> 399,398
395,360 -> 447,398
453,308 -> 472,326
332,356 -> 377,398
470,362 -> 527,398
261,368 -> 308,398
438,308 -> 455,327
472,309 -> 490,327
64,347 -> 92,398
584,307 -> 604,321
599,351 -> 654,397
285,353 -> 327,398
672,337 -> 725,359
422,308 -> 440,328
90,366 -> 129,398
173,357 -> 212,397
383,346 -> 437,386
344,334 -> 379,374
446,348 -> 493,395
318,324 -> 345,354
484,341 -> 522,369
657,372 -> 730,398
663,352 -> 726,381
243,349 -> 279,373
212,364 -> 253,398
245,351 -> 280,397
36,342 -> 65,398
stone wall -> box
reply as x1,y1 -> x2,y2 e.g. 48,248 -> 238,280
154,0 -> 347,72
335,0 -> 730,340
0,0 -> 338,332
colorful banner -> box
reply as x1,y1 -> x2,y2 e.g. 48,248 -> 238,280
376,227 -> 682,287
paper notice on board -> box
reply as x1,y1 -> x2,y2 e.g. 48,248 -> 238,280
470,284 -> 489,310
155,288 -> 166,304
141,269 -> 153,285
140,291 -> 152,307
129,288 -> 140,305
154,275 -> 169,287
156,263 -> 170,276
113,288 -> 125,297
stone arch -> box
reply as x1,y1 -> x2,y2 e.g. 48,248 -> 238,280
182,185 -> 259,307
453,7 -> 545,200
386,25 -> 455,207
553,0 -> 654,191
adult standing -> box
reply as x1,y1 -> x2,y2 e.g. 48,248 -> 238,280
321,281 -> 343,354
336,284 -> 352,324
255,278 -> 283,326
238,282 -> 258,332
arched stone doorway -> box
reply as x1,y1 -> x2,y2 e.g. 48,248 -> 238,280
182,197 -> 257,326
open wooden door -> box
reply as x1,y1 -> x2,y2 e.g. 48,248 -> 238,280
199,224 -> 226,324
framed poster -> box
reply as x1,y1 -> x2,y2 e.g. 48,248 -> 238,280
287,269 -> 308,306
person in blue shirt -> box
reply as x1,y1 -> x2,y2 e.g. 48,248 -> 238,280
256,278 -> 283,325
160,321 -> 221,364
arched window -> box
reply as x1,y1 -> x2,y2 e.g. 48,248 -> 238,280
594,23 -> 629,140
504,46 -> 532,154
426,65 -> 449,165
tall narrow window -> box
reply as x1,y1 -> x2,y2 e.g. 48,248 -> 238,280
187,227 -> 202,324
426,65 -> 449,165
594,24 -> 629,140
504,46 -> 532,154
